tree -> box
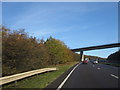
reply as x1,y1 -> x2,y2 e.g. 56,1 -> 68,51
2,27 -> 79,76
45,36 -> 75,65
2,27 -> 50,76
107,50 -> 120,63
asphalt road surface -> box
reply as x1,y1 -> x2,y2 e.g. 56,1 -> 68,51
46,62 -> 119,89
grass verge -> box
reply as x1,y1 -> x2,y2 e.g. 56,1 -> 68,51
100,62 -> 120,67
2,61 -> 78,88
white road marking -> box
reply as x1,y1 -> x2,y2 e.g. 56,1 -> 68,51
56,63 -> 80,90
93,65 -> 94,67
97,68 -> 100,70
110,74 -> 119,79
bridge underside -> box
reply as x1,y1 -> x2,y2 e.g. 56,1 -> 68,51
71,43 -> 120,52
71,43 -> 120,61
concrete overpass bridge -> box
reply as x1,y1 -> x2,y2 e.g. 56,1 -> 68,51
71,43 -> 120,61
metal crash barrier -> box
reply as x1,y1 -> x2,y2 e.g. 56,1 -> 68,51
0,68 -> 57,85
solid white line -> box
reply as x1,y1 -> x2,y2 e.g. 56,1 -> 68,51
56,63 -> 80,90
110,74 -> 119,79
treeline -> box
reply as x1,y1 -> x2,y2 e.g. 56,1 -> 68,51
107,50 -> 120,63
84,55 -> 106,60
1,27 -> 79,76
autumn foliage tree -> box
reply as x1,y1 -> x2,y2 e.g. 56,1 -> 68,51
45,37 -> 74,65
2,27 -> 79,76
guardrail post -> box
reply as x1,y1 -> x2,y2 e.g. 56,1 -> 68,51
80,51 -> 83,61
14,81 -> 17,86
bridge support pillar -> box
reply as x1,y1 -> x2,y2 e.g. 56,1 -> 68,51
80,51 -> 84,61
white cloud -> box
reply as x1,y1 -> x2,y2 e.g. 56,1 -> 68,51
30,24 -> 91,38
10,2 -> 101,29
4,2 -> 115,39
31,25 -> 76,37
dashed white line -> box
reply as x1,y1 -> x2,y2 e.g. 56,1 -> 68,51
56,63 -> 80,90
97,68 -> 100,70
110,74 -> 119,79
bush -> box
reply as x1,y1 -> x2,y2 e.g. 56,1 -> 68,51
2,27 -> 79,76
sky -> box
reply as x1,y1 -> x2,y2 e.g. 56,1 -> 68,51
1,0 -> 120,2
2,2 -> 119,58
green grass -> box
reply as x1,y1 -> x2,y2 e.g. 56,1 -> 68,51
100,62 -> 120,67
2,61 -> 78,88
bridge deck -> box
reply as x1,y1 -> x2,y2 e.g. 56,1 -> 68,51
71,43 -> 120,52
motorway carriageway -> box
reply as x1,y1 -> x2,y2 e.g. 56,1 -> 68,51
45,62 -> 119,89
